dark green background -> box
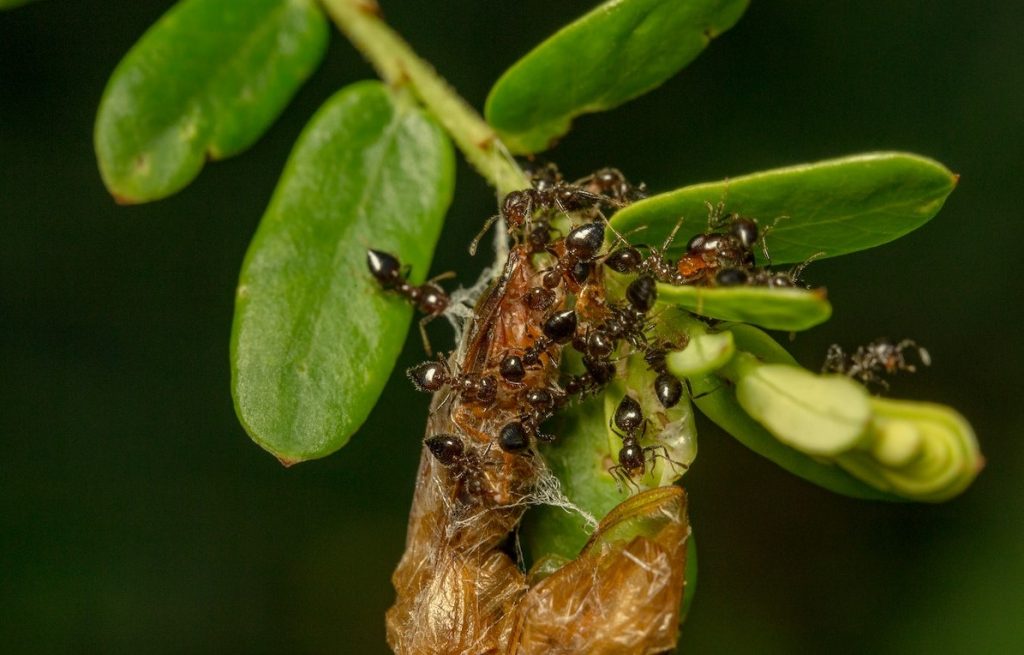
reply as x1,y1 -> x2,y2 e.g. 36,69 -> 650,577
3,1 -> 1021,652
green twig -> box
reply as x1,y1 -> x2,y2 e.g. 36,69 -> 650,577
321,0 -> 530,196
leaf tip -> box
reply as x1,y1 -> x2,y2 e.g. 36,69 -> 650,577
276,454 -> 301,468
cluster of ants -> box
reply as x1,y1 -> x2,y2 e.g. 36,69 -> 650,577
368,164 -> 926,491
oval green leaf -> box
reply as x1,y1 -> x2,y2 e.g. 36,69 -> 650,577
657,284 -> 832,331
484,0 -> 749,153
231,81 -> 455,465
689,325 -> 901,500
611,153 -> 958,264
95,0 -> 328,204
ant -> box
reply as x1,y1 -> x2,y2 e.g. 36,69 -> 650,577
468,173 -> 624,256
519,309 -> 578,367
643,340 -> 686,409
574,167 -> 648,204
496,410 -> 559,454
424,433 -> 466,467
675,213 -> 760,282
366,249 -> 452,355
561,354 -> 618,398
407,358 -> 497,404
603,217 -> 687,285
535,221 -> 606,290
607,395 -> 683,491
822,338 -> 931,391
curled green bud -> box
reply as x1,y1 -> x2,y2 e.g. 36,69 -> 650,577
667,331 -> 735,378
732,360 -> 872,457
836,398 -> 983,502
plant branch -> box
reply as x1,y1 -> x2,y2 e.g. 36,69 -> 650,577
321,0 -> 530,196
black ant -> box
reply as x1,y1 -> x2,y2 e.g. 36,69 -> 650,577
407,358 -> 497,404
424,433 -> 466,466
561,354 -> 618,399
469,175 -> 623,255
822,338 -> 931,391
607,395 -> 682,490
644,341 -> 686,409
496,409 -> 559,454
366,249 -> 451,355
674,214 -> 760,282
519,309 -> 578,367
575,167 -> 648,204
536,221 -> 606,289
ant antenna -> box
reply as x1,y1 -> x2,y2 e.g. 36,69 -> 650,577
468,213 -> 502,256
789,251 -> 826,282
758,215 -> 790,266
660,216 -> 685,252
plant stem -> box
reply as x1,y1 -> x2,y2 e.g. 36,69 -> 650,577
321,0 -> 530,196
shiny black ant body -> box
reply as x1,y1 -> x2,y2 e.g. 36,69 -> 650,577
643,341 -> 685,409
822,338 -> 931,391
425,433 -> 465,467
561,355 -> 618,398
469,180 -> 618,256
407,358 -> 498,404
519,309 -> 578,367
538,222 -> 606,290
608,395 -> 683,490
367,249 -> 451,355
712,251 -> 824,289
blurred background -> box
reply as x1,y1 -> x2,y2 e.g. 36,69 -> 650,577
2,1 -> 1022,652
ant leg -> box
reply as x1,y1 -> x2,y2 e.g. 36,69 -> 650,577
425,271 -> 457,285
418,314 -> 437,357
686,378 -> 722,400
648,444 -> 688,474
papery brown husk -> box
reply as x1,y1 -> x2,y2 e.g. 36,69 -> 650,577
386,444 -> 689,655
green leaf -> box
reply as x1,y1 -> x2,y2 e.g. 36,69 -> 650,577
95,0 -> 328,203
484,0 -> 749,153
231,81 -> 455,465
611,153 -> 958,264
657,284 -> 832,331
690,325 -> 902,501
